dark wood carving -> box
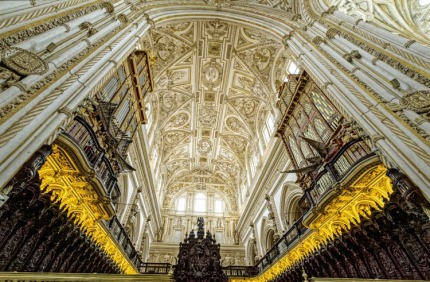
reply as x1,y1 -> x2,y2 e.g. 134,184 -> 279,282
174,217 -> 227,282
0,145 -> 120,273
271,169 -> 430,281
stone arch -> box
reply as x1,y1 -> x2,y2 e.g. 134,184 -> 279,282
281,182 -> 303,230
260,216 -> 276,254
266,229 -> 276,251
247,238 -> 258,266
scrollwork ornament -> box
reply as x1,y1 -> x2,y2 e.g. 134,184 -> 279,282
0,66 -> 20,91
1,47 -> 48,76
399,91 -> 430,114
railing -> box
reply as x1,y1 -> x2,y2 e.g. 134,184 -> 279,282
64,117 -> 140,269
222,265 -> 259,277
65,116 -> 121,203
306,139 -> 374,207
106,216 -> 143,269
140,263 -> 172,274
255,215 -> 308,273
251,139 -> 375,275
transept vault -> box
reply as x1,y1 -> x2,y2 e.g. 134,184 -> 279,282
0,0 -> 430,281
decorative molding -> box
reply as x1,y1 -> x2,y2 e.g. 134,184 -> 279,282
1,47 -> 48,76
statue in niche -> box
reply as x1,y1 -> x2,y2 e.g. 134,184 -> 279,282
233,229 -> 240,245
0,66 -> 20,91
216,218 -> 223,228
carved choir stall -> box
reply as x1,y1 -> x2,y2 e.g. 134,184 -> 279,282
269,70 -> 430,281
174,217 -> 227,282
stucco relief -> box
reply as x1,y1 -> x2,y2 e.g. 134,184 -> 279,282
324,0 -> 430,46
199,104 -> 218,126
205,21 -> 229,40
202,60 -> 223,88
143,20 -> 284,216
1,47 -> 48,76
197,139 -> 213,154
400,91 -> 430,114
165,112 -> 190,129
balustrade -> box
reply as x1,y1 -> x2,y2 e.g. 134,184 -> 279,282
106,216 -> 142,269
140,263 -> 171,274
65,116 -> 121,203
246,139 -> 375,276
308,139 -> 374,205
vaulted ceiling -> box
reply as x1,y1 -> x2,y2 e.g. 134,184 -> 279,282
142,20 -> 290,212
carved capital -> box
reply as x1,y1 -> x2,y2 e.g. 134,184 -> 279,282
312,36 -> 326,46
326,28 -> 341,39
102,2 -> 115,13
404,39 -> 416,49
117,14 -> 128,24
282,31 -> 295,46
292,14 -> 301,21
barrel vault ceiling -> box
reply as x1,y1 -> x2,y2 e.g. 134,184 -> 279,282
142,20 -> 289,213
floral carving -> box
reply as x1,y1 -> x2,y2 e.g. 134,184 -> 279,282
399,91 -> 430,113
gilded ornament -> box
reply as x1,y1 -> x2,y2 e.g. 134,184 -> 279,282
39,144 -> 138,274
1,47 -> 48,75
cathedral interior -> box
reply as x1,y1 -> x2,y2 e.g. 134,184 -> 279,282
1,0 -> 430,281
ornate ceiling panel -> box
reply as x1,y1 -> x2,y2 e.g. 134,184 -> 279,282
143,20 -> 288,212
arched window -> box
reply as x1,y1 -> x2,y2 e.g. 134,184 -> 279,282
266,229 -> 275,251
262,113 -> 275,143
284,61 -> 300,82
214,199 -> 224,214
176,197 -> 186,212
194,193 -> 207,212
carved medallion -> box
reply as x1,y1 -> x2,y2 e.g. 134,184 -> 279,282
197,139 -> 212,154
1,47 -> 48,76
253,48 -> 272,71
167,113 -> 189,128
226,116 -> 247,134
202,61 -> 222,88
156,36 -> 175,61
161,91 -> 177,110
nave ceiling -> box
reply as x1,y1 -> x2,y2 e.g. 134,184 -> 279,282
141,20 -> 290,212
